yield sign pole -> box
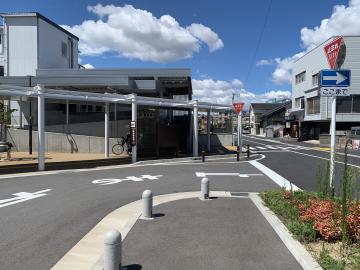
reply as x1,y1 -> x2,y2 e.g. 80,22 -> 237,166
233,102 -> 245,154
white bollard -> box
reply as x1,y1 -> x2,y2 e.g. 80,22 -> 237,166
200,177 -> 210,200
104,229 -> 122,270
141,190 -> 153,220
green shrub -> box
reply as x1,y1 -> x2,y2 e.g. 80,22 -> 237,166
288,220 -> 316,242
319,249 -> 345,270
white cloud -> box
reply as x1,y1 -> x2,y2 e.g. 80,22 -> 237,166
271,0 -> 360,85
63,4 -> 223,63
256,59 -> 273,66
272,52 -> 305,84
83,63 -> 94,69
192,78 -> 290,108
187,23 -> 224,52
300,0 -> 360,50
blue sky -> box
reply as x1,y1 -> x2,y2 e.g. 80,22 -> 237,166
2,0 -> 359,104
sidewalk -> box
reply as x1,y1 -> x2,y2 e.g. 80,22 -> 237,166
0,152 -> 131,174
121,196 -> 302,270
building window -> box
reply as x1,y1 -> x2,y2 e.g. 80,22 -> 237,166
295,97 -> 305,109
307,96 -> 320,115
336,96 -> 352,113
336,95 -> 360,113
295,71 -> 306,84
353,96 -> 360,113
312,73 -> 319,86
61,42 -> 68,58
0,66 -> 3,77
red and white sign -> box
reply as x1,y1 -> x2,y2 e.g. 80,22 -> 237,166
324,36 -> 343,69
233,102 -> 245,114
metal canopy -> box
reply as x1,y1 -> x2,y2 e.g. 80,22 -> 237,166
0,84 -> 233,111
0,84 -> 231,171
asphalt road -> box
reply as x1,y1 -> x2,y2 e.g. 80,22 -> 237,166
243,135 -> 360,192
1,137 -> 359,269
0,156 -> 278,270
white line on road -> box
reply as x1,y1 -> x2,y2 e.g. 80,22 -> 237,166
195,172 -> 263,178
287,150 -> 360,169
0,189 -> 51,208
249,160 -> 300,191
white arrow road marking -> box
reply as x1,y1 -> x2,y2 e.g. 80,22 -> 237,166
92,175 -> 163,186
0,189 -> 51,208
323,72 -> 347,84
195,172 -> 262,178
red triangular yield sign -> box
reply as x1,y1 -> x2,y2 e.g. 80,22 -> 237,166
233,102 -> 244,114
323,36 -> 343,69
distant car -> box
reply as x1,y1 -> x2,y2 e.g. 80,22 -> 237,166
349,127 -> 360,139
242,127 -> 250,134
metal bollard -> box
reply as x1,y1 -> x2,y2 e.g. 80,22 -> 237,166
236,146 -> 240,161
247,144 -> 250,159
104,229 -> 122,270
141,190 -> 153,219
202,145 -> 205,162
200,177 -> 210,200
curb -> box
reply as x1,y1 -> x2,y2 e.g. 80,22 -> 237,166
52,191 -> 231,270
52,190 -> 321,270
250,193 -> 323,270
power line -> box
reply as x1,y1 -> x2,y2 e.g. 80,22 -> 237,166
243,0 -> 273,87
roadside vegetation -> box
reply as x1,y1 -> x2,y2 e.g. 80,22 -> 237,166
261,140 -> 360,270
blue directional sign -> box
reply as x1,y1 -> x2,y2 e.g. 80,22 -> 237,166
320,70 -> 350,87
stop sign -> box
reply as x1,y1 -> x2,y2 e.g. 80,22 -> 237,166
233,102 -> 244,114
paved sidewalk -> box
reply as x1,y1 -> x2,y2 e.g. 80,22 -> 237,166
122,197 -> 303,270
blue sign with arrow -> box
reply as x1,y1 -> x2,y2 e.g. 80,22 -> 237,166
320,69 -> 350,87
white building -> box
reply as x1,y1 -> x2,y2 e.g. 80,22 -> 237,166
0,12 -> 200,156
0,12 -> 78,76
291,36 -> 360,139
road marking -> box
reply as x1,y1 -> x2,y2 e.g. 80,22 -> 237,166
249,160 -> 300,191
92,174 -> 163,186
266,145 -> 278,149
0,189 -> 51,208
287,149 -> 360,169
256,146 -> 267,150
195,172 -> 263,178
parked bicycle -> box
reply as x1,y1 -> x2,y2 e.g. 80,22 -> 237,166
112,135 -> 132,155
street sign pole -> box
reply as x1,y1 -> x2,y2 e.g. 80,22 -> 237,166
320,68 -> 350,196
329,97 -> 336,195
233,102 -> 245,156
237,111 -> 242,154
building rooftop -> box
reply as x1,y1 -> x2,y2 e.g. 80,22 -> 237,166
0,12 -> 79,40
260,101 -> 291,119
293,35 -> 360,63
249,103 -> 282,114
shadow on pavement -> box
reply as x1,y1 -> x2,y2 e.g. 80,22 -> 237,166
123,264 -> 142,270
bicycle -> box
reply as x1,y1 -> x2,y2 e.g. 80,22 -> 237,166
112,136 -> 132,155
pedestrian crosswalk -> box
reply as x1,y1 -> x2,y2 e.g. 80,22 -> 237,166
248,145 -> 304,151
